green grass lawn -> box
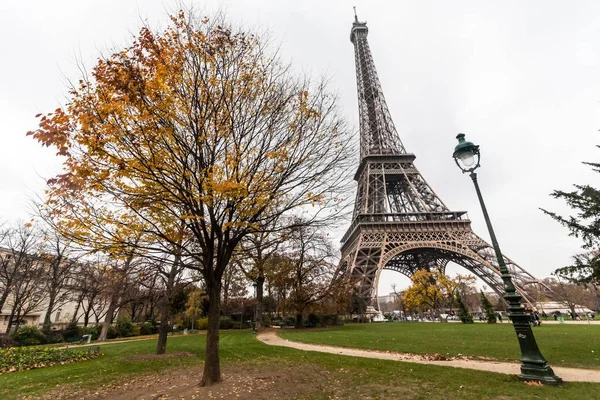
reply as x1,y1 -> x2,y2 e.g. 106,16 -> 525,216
280,322 -> 600,369
0,330 -> 599,399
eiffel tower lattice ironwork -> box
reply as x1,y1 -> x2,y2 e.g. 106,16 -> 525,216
340,14 -> 543,306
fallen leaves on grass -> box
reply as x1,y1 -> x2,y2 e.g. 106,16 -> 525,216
0,346 -> 101,374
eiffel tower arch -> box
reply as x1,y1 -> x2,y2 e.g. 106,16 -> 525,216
339,14 -> 545,306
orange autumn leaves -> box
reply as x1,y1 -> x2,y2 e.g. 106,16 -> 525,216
27,11 -> 347,247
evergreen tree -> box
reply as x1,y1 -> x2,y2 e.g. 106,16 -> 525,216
479,291 -> 497,324
457,296 -> 473,324
541,146 -> 600,285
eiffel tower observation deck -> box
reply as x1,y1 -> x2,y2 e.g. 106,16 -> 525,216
340,12 -> 544,306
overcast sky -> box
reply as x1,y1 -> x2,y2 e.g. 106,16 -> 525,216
1,1 -> 598,295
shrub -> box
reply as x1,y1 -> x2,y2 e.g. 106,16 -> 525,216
305,313 -> 320,327
196,317 -> 209,330
116,318 -> 140,337
81,325 -> 101,340
232,320 -> 252,329
219,316 -> 233,329
12,326 -> 47,346
106,325 -> 118,339
63,321 -> 81,339
320,315 -> 342,327
46,332 -> 65,344
261,315 -> 271,327
0,335 -> 15,348
140,321 -> 157,335
0,346 -> 101,373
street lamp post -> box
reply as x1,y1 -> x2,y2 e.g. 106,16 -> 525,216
252,281 -> 258,335
452,133 -> 562,385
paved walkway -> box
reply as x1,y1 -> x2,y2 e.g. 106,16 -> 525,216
60,332 -> 205,349
256,330 -> 600,383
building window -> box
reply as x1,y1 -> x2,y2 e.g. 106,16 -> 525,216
55,309 -> 62,322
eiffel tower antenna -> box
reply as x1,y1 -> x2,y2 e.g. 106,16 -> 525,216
339,17 -> 547,307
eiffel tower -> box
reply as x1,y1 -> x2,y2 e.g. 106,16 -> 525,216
340,13 -> 543,306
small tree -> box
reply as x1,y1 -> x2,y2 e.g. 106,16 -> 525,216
479,291 -> 497,324
38,229 -> 79,333
547,278 -> 593,319
185,288 -> 206,329
541,146 -> 600,286
290,225 -> 338,328
28,11 -> 352,386
403,269 -> 461,320
457,296 -> 473,324
349,288 -> 367,321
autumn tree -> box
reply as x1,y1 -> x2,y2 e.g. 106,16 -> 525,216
283,223 -> 339,328
28,11 -> 352,385
185,287 -> 207,330
222,258 -> 249,317
307,274 -> 353,323
266,254 -> 294,317
235,226 -> 286,329
402,269 -> 463,320
403,270 -> 441,317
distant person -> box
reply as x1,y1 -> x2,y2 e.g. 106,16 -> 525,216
497,313 -> 503,323
529,313 -> 537,326
542,311 -> 547,320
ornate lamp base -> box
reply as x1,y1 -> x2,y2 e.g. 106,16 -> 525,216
519,363 -> 563,385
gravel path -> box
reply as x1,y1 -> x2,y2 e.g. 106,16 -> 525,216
257,330 -> 600,383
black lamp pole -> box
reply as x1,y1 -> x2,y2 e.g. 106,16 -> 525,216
453,133 -> 562,385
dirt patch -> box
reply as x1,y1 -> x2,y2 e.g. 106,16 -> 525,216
33,363 -> 339,400
128,352 -> 195,362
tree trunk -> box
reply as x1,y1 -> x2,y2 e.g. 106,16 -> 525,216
295,311 -> 303,328
5,302 -> 19,334
84,308 -> 91,327
156,261 -> 178,355
12,310 -> 23,333
98,295 -> 118,341
42,291 -> 58,332
0,290 -> 10,315
156,295 -> 170,354
71,292 -> 84,324
254,275 -> 265,330
200,279 -> 222,386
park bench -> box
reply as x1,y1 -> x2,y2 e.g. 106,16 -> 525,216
66,334 -> 92,344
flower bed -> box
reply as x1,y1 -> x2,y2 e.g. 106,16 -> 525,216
0,346 -> 101,374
